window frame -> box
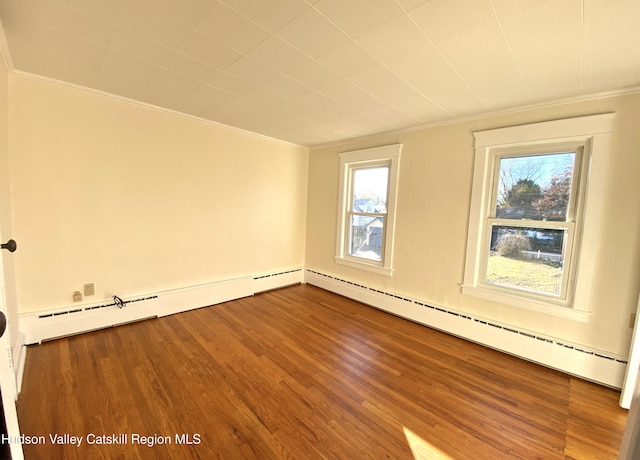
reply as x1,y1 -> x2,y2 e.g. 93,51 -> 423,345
482,144 -> 586,303
462,114 -> 614,322
335,144 -> 402,276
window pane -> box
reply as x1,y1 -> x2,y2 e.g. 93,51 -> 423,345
352,167 -> 388,213
349,215 -> 384,261
486,225 -> 566,296
495,153 -> 575,221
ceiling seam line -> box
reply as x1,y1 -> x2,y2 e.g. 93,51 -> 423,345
304,2 -> 454,118
488,0 -> 532,102
404,5 -> 490,111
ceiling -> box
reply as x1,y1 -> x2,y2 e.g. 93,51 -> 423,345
0,0 -> 638,147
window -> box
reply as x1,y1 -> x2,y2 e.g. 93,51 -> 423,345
335,144 -> 401,275
463,114 -> 614,321
487,149 -> 582,300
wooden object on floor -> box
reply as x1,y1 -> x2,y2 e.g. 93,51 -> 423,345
16,284 -> 627,459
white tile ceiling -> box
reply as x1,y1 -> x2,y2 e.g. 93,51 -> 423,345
0,0 -> 638,147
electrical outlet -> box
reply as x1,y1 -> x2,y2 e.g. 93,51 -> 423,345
631,313 -> 637,329
84,283 -> 95,297
73,291 -> 82,302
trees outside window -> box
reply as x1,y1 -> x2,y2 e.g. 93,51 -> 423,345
463,114 -> 614,321
487,152 -> 578,298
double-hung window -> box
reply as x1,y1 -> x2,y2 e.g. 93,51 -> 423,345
463,114 -> 614,321
335,144 -> 401,276
485,147 -> 583,300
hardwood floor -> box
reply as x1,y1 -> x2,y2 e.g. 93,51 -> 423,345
16,284 -> 627,459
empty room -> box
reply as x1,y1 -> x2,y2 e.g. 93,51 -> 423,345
0,0 -> 638,458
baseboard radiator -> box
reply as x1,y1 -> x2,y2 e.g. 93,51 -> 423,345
20,268 -> 303,345
304,269 -> 627,389
19,267 -> 625,389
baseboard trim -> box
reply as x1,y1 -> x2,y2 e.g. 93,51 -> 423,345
158,277 -> 253,317
304,268 -> 626,389
20,268 -> 304,345
254,268 -> 305,293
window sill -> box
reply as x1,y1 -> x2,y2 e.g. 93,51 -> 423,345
461,284 -> 590,322
334,256 -> 393,276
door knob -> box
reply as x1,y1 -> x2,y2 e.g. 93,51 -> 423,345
1,240 -> 16,253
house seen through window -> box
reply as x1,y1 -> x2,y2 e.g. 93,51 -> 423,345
335,144 -> 401,276
349,166 -> 389,261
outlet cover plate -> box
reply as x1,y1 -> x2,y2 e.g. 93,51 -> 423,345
84,283 -> 95,297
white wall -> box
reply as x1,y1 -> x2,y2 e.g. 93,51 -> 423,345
9,75 -> 308,313
306,92 -> 640,357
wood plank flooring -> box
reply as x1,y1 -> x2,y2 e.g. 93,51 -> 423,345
16,284 -> 627,459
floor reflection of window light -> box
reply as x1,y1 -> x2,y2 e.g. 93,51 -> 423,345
403,426 -> 453,460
